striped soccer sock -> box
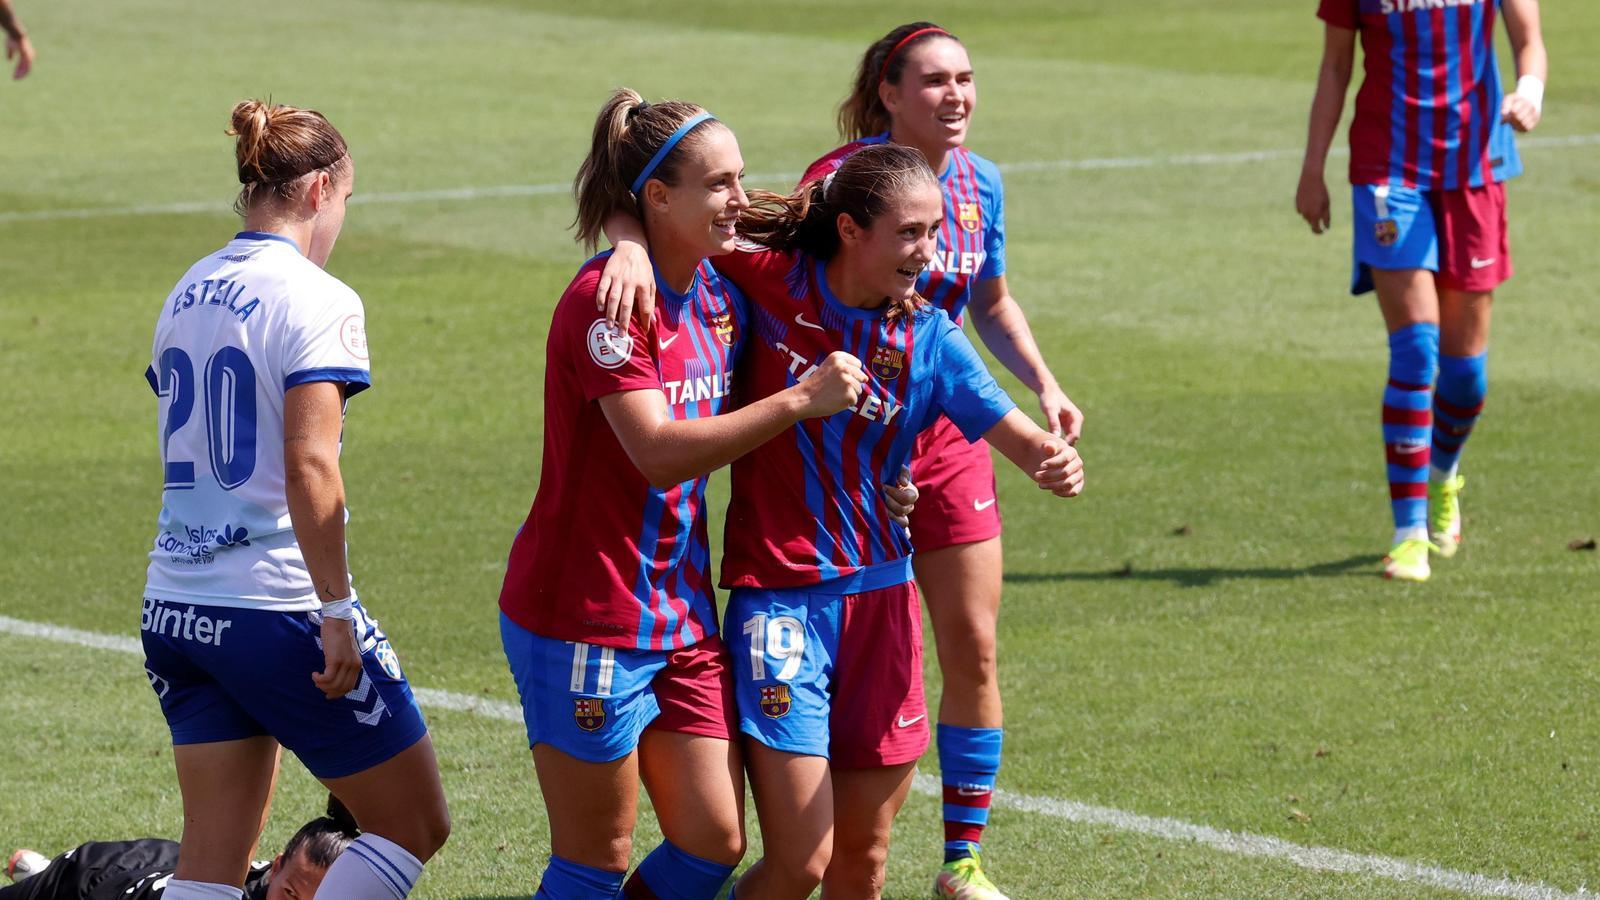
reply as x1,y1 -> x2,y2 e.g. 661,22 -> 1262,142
1382,323 -> 1439,542
317,833 -> 424,899
938,724 -> 1003,863
534,854 -> 625,900
1431,352 -> 1488,480
622,840 -> 736,899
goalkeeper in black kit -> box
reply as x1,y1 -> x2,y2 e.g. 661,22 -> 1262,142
3,798 -> 356,900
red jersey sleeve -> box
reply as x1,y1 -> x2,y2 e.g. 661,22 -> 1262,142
1316,0 -> 1358,30
557,268 -> 661,402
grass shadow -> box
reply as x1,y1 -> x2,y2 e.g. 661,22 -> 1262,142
1003,553 -> 1386,588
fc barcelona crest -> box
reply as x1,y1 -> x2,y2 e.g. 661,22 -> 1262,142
711,313 -> 734,346
1374,219 -> 1399,247
574,697 -> 607,732
957,202 -> 981,233
870,346 -> 905,381
760,684 -> 792,719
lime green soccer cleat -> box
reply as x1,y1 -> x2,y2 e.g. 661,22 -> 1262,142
1382,537 -> 1436,582
934,854 -> 1010,900
1429,474 -> 1465,558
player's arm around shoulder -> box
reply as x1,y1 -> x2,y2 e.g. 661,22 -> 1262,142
1500,0 -> 1547,133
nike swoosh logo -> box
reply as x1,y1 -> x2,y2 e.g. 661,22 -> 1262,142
795,313 -> 825,331
973,498 -> 996,511
1470,257 -> 1496,269
896,714 -> 926,728
956,787 -> 991,797
659,333 -> 679,350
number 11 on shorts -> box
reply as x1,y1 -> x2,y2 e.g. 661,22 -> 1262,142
743,614 -> 805,681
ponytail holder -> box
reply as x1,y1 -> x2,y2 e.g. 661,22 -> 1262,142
627,101 -> 650,121
880,27 -> 950,85
630,112 -> 717,195
821,170 -> 836,201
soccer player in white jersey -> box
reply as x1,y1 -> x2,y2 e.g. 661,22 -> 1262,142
139,100 -> 449,900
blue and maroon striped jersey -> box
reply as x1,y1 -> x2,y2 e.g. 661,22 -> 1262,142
1319,0 -> 1521,190
499,252 -> 747,651
802,138 -> 1005,324
715,246 -> 1016,593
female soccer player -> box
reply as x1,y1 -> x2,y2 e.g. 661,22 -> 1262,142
140,99 -> 449,900
496,89 -> 884,900
796,24 -> 1087,896
3,796 -> 359,900
709,144 -> 1083,900
1297,0 -> 1547,581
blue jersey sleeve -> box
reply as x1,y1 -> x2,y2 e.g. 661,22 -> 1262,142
930,314 -> 1016,441
977,157 -> 1006,280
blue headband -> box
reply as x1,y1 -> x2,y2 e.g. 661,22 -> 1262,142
630,112 -> 717,194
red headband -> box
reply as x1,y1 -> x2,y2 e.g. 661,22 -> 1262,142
879,27 -> 951,85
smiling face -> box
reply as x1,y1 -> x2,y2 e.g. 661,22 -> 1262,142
641,124 -> 750,261
838,179 -> 943,305
880,36 -> 976,158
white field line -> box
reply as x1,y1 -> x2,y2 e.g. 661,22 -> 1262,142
2,614 -> 1593,898
3,133 -> 1596,226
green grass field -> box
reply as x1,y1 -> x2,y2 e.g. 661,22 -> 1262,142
3,1 -> 1598,897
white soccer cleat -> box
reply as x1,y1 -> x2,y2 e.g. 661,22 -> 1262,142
7,849 -> 49,883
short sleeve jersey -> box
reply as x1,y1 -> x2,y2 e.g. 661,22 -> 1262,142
144,232 -> 371,611
499,253 -> 747,651
1318,0 -> 1521,189
714,245 -> 1016,592
802,138 -> 1005,323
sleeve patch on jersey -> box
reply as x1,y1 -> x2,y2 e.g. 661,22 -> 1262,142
586,318 -> 634,369
339,314 -> 370,360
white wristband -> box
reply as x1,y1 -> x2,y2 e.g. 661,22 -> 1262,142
320,597 -> 355,621
1515,75 -> 1545,114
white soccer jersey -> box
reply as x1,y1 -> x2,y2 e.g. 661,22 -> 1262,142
144,231 -> 370,610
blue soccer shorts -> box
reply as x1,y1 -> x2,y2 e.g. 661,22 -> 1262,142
725,582 -> 928,768
140,596 -> 429,779
499,613 -> 735,764
1349,182 -> 1512,295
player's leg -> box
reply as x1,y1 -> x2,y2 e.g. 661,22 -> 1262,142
530,744 -> 639,896
1431,287 -> 1491,555
908,425 -> 1008,881
168,736 -> 280,896
1429,182 -> 1510,555
733,742 -> 834,899
1372,267 -> 1441,580
915,539 -> 1003,866
629,639 -> 744,899
823,762 -> 918,899
723,588 -> 838,899
141,603 -> 280,900
501,613 -> 671,898
1352,183 -> 1443,581
313,736 -> 451,899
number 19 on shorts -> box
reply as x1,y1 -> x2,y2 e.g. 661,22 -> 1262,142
743,614 -> 805,681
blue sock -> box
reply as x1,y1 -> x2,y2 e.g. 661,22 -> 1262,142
1382,323 -> 1439,539
938,725 -> 1003,863
726,888 -> 737,900
621,841 -> 736,899
1432,352 -> 1487,479
534,855 -> 625,900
